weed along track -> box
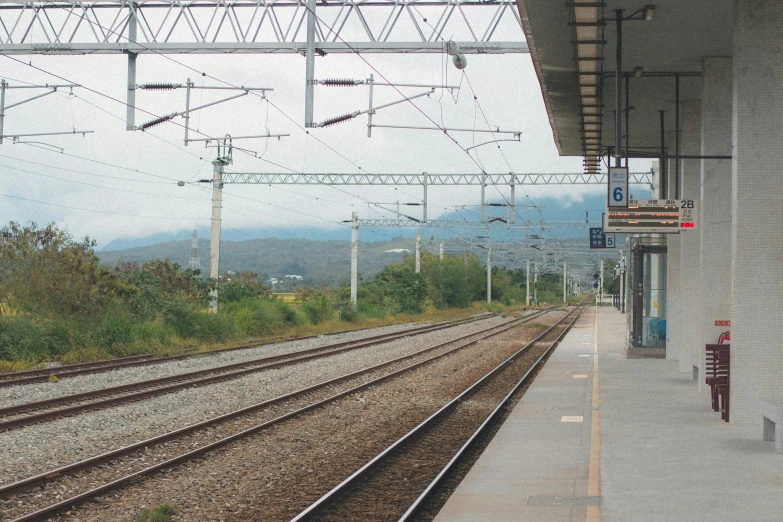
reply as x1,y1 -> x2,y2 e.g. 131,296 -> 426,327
0,309 -> 558,522
0,314 -> 496,431
0,326 -> 390,387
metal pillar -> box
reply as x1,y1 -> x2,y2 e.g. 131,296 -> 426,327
439,242 -> 444,260
625,75 -> 630,165
600,259 -> 604,304
563,262 -> 567,303
480,171 -> 486,222
423,173 -> 428,223
0,79 -> 6,144
208,159 -> 225,314
659,110 -> 667,197
674,74 -> 681,198
304,0 -> 316,127
126,3 -> 137,131
614,9 -> 623,165
367,74 -> 374,137
526,260 -> 530,306
509,175 -> 516,223
415,231 -> 421,273
351,212 -> 358,309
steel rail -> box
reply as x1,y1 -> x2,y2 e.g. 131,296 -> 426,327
398,304 -> 586,521
0,315 -> 489,429
290,305 -> 585,522
5,309 -> 555,522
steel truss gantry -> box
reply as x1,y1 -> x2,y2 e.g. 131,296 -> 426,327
0,0 -> 527,55
356,218 -> 602,229
222,171 -> 653,185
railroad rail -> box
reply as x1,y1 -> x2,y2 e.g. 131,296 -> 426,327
291,304 -> 586,521
2,308 -> 558,522
0,314 -> 493,431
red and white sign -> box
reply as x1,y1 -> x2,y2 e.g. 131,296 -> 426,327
714,320 -> 730,327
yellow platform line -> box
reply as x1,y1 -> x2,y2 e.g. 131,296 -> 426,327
587,307 -> 601,522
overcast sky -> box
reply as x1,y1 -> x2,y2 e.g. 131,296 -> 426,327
0,4 -> 653,248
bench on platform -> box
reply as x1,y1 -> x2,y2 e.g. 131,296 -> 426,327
761,399 -> 783,453
705,344 -> 730,422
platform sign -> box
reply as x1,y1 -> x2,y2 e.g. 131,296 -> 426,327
607,166 -> 629,208
589,228 -> 606,248
603,199 -> 699,233
589,228 -> 617,249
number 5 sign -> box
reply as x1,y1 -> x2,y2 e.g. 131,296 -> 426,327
608,167 -> 629,208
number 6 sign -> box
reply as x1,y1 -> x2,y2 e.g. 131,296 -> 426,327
608,167 -> 628,208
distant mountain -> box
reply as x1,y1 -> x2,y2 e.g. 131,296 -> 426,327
97,237 -> 421,285
99,192 -> 648,251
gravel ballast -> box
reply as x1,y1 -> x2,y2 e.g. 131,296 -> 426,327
0,315 -> 510,487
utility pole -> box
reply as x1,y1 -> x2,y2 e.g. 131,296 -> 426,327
189,229 -> 201,270
415,231 -> 421,273
439,242 -> 444,261
534,265 -> 538,305
526,260 -> 530,306
563,262 -> 567,303
486,227 -> 492,304
600,259 -> 604,305
208,155 -> 228,314
304,0 -> 316,127
351,212 -> 358,309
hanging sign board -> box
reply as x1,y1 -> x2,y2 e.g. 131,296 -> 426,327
607,167 -> 629,207
603,199 -> 699,233
589,228 -> 616,249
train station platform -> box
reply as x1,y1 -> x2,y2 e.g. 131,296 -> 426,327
435,306 -> 783,522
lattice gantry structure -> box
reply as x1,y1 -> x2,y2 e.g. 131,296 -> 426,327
0,0 -> 528,54
0,0 -> 529,129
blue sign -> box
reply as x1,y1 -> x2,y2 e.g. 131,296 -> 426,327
589,228 -> 606,249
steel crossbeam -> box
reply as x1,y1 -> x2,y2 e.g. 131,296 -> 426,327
0,0 -> 527,55
357,218 -> 602,229
222,172 -> 652,185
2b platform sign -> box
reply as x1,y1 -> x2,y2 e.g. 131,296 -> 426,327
603,199 -> 699,233
589,228 -> 616,249
608,166 -> 628,207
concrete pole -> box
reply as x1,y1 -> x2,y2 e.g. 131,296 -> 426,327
304,0 -> 316,127
126,4 -> 137,131
534,266 -> 538,305
415,231 -> 421,273
486,227 -> 492,303
563,262 -> 567,303
600,259 -> 604,304
526,260 -> 530,306
208,159 -> 225,314
439,242 -> 444,261
351,212 -> 358,309
480,171 -> 486,223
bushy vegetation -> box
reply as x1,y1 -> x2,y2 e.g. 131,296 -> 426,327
0,221 -> 576,366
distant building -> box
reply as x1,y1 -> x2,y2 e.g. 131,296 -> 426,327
266,278 -> 279,286
385,248 -> 410,253
285,274 -> 303,280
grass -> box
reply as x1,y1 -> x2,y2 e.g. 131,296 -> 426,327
134,504 -> 177,522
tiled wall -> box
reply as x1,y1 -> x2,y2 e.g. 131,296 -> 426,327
731,0 -> 783,426
699,58 -> 733,394
679,101 -> 703,374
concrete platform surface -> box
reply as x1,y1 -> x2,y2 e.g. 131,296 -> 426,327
434,306 -> 783,522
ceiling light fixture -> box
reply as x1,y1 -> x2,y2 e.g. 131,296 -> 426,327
634,66 -> 644,77
644,5 -> 655,21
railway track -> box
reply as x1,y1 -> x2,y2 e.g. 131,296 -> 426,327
291,304 -> 585,522
0,308 -> 558,522
0,314 -> 495,431
0,322 -> 419,387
